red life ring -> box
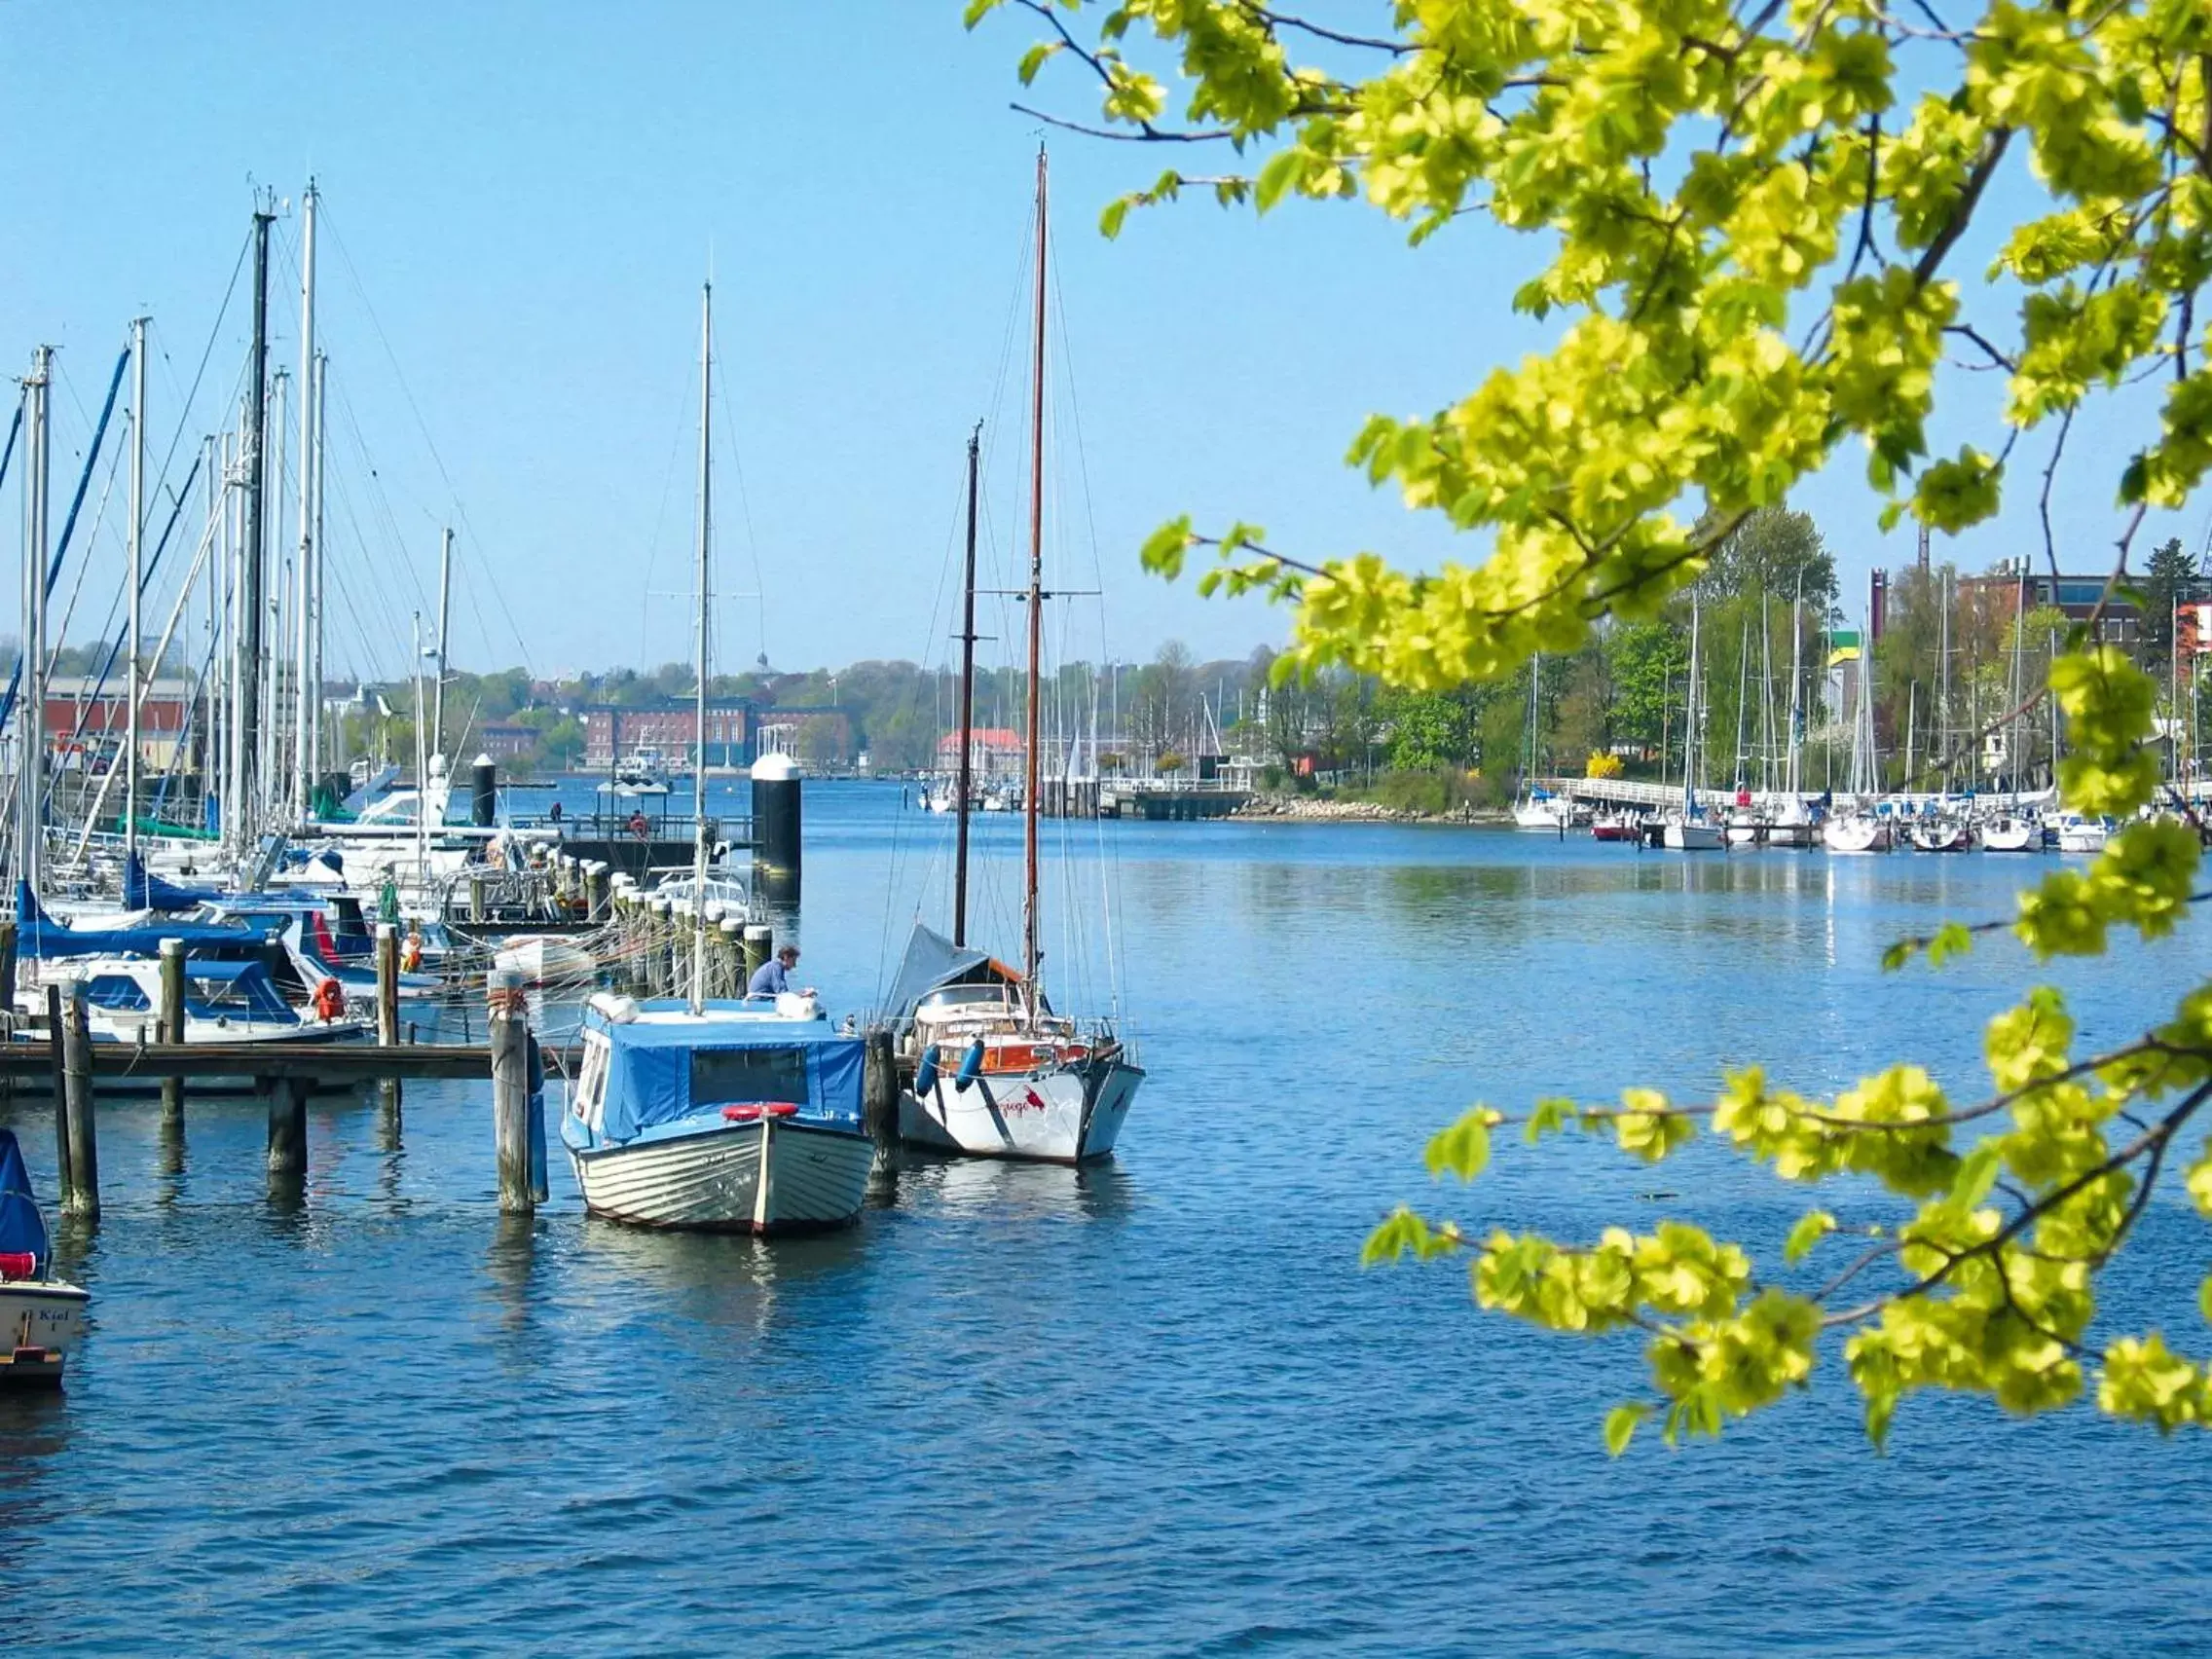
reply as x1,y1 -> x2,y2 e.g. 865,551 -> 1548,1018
720,1102 -> 801,1122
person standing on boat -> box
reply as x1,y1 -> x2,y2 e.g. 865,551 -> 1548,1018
748,944 -> 810,1000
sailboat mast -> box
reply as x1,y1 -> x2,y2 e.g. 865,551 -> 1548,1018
691,282 -> 713,1016
18,348 -> 52,897
433,527 -> 453,769
294,181 -> 317,821
127,318 -> 147,868
1786,576 -> 1803,797
240,207 -> 273,834
953,423 -> 980,947
1022,145 -> 1047,1001
1682,590 -> 1701,813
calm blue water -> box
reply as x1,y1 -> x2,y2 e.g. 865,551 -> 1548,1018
5,781 -> 2210,1654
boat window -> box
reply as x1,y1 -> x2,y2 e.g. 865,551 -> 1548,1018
185,973 -> 298,1023
574,1037 -> 611,1129
920,984 -> 1013,1013
692,1046 -> 809,1108
84,975 -> 151,1012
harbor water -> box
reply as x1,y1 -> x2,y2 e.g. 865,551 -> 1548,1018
4,782 -> 2209,1654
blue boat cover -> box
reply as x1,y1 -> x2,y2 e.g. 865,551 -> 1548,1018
587,1000 -> 864,1144
16,880 -> 265,960
0,1126 -> 50,1275
124,850 -> 226,913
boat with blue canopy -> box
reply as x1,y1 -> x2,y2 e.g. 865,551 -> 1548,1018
0,1126 -> 90,1387
562,992 -> 873,1234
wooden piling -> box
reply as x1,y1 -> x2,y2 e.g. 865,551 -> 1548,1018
586,862 -> 608,920
46,984 -> 71,1206
158,937 -> 187,1125
0,919 -> 17,1017
863,1025 -> 900,1189
62,983 -> 99,1221
469,871 -> 487,922
719,917 -> 743,998
376,922 -> 403,1125
489,969 -> 535,1214
742,923 -> 772,988
268,1074 -> 309,1178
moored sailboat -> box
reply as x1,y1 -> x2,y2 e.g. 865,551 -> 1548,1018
0,1127 -> 89,1387
894,150 -> 1143,1163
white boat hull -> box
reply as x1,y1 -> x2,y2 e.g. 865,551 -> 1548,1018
2,1280 -> 89,1357
494,935 -> 598,985
1823,817 -> 1890,854
901,1058 -> 1143,1163
1513,802 -> 1567,830
1981,819 -> 2039,852
1662,822 -> 1725,850
570,1117 -> 871,1234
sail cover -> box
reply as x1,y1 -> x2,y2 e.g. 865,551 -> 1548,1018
16,880 -> 267,960
880,923 -> 1016,1024
125,850 -> 226,913
0,1127 -> 51,1275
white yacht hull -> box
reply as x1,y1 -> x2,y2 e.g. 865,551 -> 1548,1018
1513,802 -> 1567,831
1823,817 -> 1890,854
494,935 -> 599,985
2,1280 -> 89,1357
570,1117 -> 870,1234
1663,822 -> 1725,850
1981,819 -> 2039,852
901,1058 -> 1143,1163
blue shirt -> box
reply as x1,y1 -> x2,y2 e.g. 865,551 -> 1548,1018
748,958 -> 790,998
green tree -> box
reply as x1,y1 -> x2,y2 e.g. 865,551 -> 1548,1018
2142,536 -> 2202,665
983,0 -> 2212,1449
1606,622 -> 1688,760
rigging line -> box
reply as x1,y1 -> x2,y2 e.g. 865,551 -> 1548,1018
637,355 -> 693,670
149,225 -> 253,491
709,326 -> 766,666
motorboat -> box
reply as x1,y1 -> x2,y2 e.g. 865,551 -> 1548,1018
1823,813 -> 1892,854
888,926 -> 1142,1164
608,748 -> 673,796
2056,813 -> 2113,854
1981,814 -> 2041,852
0,1127 -> 90,1388
1590,812 -> 1641,843
1513,793 -> 1571,831
561,992 -> 873,1233
17,954 -> 366,1045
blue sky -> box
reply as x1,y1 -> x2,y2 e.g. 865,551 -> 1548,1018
3,3 -> 2203,686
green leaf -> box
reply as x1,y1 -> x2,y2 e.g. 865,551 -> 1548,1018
2200,1272 -> 2212,1328
1139,515 -> 1194,578
1784,1210 -> 1836,1265
1881,939 -> 1914,973
1925,921 -> 1974,968
1604,1401 -> 1651,1456
1099,196 -> 1132,240
1016,40 -> 1060,84
1949,1142 -> 2003,1209
1424,1109 -> 1493,1181
1256,148 -> 1307,213
962,0 -> 1003,26
1361,1205 -> 1431,1267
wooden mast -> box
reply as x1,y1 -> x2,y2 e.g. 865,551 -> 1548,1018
1022,145 -> 1047,1007
953,423 -> 980,947
690,281 -> 713,1015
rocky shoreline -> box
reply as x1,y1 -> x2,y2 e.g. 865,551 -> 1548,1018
1231,792 -> 1511,827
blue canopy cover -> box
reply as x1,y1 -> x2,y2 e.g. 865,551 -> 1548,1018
588,1002 -> 865,1144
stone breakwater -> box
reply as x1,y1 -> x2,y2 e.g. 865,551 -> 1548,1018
1231,793 -> 1508,826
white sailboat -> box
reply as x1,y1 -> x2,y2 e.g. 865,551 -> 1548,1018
1663,591 -> 1724,850
1824,607 -> 1892,854
895,151 -> 1144,1164
1512,656 -> 1571,830
559,285 -> 870,1233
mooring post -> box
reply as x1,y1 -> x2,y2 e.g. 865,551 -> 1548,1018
62,980 -> 99,1221
158,937 -> 187,1126
489,968 -> 535,1214
0,918 -> 18,1016
741,923 -> 772,989
469,871 -> 486,922
587,862 -> 608,921
863,1025 -> 900,1191
46,983 -> 72,1207
376,921 -> 403,1125
719,916 -> 743,997
268,1072 -> 309,1178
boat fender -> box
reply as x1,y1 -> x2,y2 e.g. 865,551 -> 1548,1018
914,1048 -> 940,1095
955,1038 -> 985,1093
